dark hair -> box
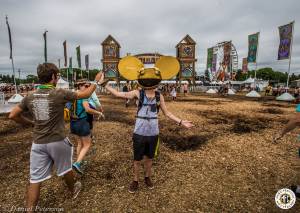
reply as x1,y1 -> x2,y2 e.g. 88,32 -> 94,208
75,79 -> 88,89
37,63 -> 59,84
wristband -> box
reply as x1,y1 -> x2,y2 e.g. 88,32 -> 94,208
178,120 -> 182,126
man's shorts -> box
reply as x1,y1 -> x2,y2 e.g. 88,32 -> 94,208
132,134 -> 159,161
30,138 -> 73,183
70,118 -> 91,136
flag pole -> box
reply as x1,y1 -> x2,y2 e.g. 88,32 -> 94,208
43,30 -> 48,63
286,21 -> 295,88
6,15 -> 17,94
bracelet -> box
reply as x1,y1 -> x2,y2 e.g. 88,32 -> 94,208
178,120 -> 182,126
100,79 -> 109,87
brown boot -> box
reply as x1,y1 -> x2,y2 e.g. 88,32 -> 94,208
144,177 -> 154,189
128,181 -> 138,193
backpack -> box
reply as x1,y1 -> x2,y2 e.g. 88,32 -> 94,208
64,100 -> 85,122
137,89 -> 161,114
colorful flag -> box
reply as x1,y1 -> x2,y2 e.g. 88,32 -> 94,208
85,54 -> 89,70
76,46 -> 81,68
242,58 -> 248,73
207,47 -> 213,69
5,16 -> 13,59
278,22 -> 294,60
63,40 -> 67,67
247,32 -> 259,63
223,42 -> 231,66
212,54 -> 217,72
43,31 -> 48,63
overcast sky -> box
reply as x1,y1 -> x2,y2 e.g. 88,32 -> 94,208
0,0 -> 299,78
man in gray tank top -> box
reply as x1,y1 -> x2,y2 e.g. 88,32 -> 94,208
99,59 -> 194,193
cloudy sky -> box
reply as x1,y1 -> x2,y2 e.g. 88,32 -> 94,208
0,0 -> 299,78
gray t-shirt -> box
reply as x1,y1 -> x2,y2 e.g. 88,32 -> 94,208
19,88 -> 77,144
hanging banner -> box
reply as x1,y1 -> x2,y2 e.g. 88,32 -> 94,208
85,54 -> 89,70
212,54 -> 217,72
207,47 -> 213,69
247,32 -> 259,63
63,40 -> 67,67
6,16 -> 13,59
43,31 -> 48,63
223,42 -> 231,66
76,45 -> 81,68
242,58 -> 248,73
278,22 -> 294,60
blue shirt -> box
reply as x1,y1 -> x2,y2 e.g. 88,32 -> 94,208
296,104 -> 300,112
76,99 -> 88,119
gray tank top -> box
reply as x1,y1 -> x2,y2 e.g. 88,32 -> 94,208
133,94 -> 159,136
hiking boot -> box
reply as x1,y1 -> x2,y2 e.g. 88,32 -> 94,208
128,181 -> 138,193
144,177 -> 154,189
73,181 -> 82,199
72,162 -> 83,175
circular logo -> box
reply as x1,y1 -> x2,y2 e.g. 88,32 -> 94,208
275,188 -> 296,209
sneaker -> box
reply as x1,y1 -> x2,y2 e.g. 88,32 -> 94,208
73,181 -> 82,199
128,181 -> 138,193
144,177 -> 154,189
72,162 -> 83,175
291,185 -> 300,198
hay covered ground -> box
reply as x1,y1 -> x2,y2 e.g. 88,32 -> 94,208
0,93 -> 300,212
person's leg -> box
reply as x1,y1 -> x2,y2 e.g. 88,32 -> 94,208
144,156 -> 153,178
63,170 -> 76,192
76,136 -> 91,163
26,183 -> 41,212
76,136 -> 82,157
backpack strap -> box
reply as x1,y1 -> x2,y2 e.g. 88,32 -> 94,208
137,89 -> 145,114
155,91 -> 160,113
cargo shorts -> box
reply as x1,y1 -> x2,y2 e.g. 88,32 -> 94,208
29,138 -> 73,183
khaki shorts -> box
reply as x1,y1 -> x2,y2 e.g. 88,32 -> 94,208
30,138 -> 73,183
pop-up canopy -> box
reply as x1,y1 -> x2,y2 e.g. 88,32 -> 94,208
56,78 -> 69,89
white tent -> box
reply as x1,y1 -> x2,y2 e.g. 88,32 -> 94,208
246,90 -> 261,98
7,94 -> 24,103
206,88 -> 217,94
228,89 -> 235,95
276,92 -> 295,101
56,78 -> 69,89
243,77 -> 255,84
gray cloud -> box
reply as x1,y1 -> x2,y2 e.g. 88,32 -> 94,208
0,0 -> 299,78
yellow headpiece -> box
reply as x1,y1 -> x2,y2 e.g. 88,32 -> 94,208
118,56 -> 180,88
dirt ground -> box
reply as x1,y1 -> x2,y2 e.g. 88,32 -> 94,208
0,93 -> 300,212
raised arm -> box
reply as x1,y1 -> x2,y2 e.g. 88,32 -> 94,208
104,84 -> 139,100
76,72 -> 102,99
159,94 -> 193,128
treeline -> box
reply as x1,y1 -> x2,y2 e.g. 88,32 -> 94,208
0,74 -> 38,84
235,67 -> 290,82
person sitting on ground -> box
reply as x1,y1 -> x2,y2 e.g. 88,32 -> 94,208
273,103 -> 300,198
9,63 -> 102,212
98,56 -> 194,193
71,80 -> 104,174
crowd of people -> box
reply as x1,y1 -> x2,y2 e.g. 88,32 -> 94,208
0,83 -> 35,94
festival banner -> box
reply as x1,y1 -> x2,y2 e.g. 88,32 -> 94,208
223,42 -> 231,66
5,16 -> 13,59
242,58 -> 248,73
63,40 -> 67,67
212,54 -> 217,72
207,47 -> 213,69
278,22 -> 294,60
247,33 -> 259,63
43,31 -> 48,63
76,46 -> 81,68
85,54 -> 89,70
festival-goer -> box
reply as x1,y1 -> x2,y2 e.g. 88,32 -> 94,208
273,105 -> 300,198
97,60 -> 194,193
9,63 -> 102,211
170,85 -> 177,101
71,80 -> 104,174
123,82 -> 130,107
183,83 -> 188,96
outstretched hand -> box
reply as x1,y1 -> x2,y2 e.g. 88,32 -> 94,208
181,120 -> 194,129
94,71 -> 103,82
